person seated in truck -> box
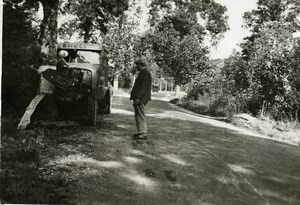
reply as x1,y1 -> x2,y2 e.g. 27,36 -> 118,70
57,50 -> 69,75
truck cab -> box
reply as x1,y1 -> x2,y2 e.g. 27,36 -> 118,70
53,42 -> 112,125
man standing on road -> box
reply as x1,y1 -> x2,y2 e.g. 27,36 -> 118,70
130,58 -> 152,140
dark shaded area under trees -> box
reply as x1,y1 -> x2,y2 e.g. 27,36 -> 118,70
2,1 -> 41,114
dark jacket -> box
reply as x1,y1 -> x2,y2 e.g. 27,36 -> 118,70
130,68 -> 152,101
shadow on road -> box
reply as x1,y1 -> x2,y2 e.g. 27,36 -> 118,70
66,95 -> 300,205
2,95 -> 299,205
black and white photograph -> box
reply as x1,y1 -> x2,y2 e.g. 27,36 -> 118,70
1,0 -> 300,204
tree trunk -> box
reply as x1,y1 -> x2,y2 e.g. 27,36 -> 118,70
175,85 -> 181,98
83,17 -> 93,43
113,74 -> 119,92
39,0 -> 59,65
0,0 -> 3,75
159,77 -> 162,91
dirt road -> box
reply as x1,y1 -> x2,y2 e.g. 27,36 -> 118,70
34,94 -> 299,205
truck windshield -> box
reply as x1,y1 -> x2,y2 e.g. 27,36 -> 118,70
63,50 -> 100,64
76,51 -> 100,64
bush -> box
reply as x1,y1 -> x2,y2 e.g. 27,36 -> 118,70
185,84 -> 212,101
208,95 -> 237,117
180,100 -> 209,114
178,92 -> 240,118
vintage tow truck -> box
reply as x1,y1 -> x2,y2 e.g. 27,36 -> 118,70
42,42 -> 112,126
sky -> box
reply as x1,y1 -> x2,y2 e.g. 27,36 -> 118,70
210,0 -> 258,59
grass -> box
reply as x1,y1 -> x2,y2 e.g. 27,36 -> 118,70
173,96 -> 300,146
0,113 -> 72,204
232,113 -> 300,146
175,94 -> 235,118
179,100 -> 210,115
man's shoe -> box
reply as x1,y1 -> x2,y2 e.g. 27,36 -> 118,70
133,133 -> 146,137
133,133 -> 147,140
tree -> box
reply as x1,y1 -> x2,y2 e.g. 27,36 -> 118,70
2,1 -> 41,112
222,0 -> 300,119
3,0 -> 61,114
102,14 -> 139,85
17,0 -> 60,65
38,0 -> 59,64
148,0 -> 228,86
59,0 -> 129,43
241,0 -> 300,59
102,7 -> 161,90
246,22 -> 299,118
149,0 -> 228,43
151,26 -> 210,85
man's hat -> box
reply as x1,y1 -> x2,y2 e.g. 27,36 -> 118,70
58,50 -> 68,57
135,58 -> 146,66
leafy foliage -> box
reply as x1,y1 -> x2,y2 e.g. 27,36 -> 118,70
149,0 -> 228,41
2,1 -> 41,112
102,14 -> 139,79
149,24 -> 211,85
59,0 -> 129,42
222,0 -> 300,120
102,12 -> 160,87
148,0 -> 228,85
241,0 -> 300,59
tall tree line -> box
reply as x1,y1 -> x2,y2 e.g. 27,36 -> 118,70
2,0 -> 130,113
221,0 -> 300,120
2,0 -> 229,113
